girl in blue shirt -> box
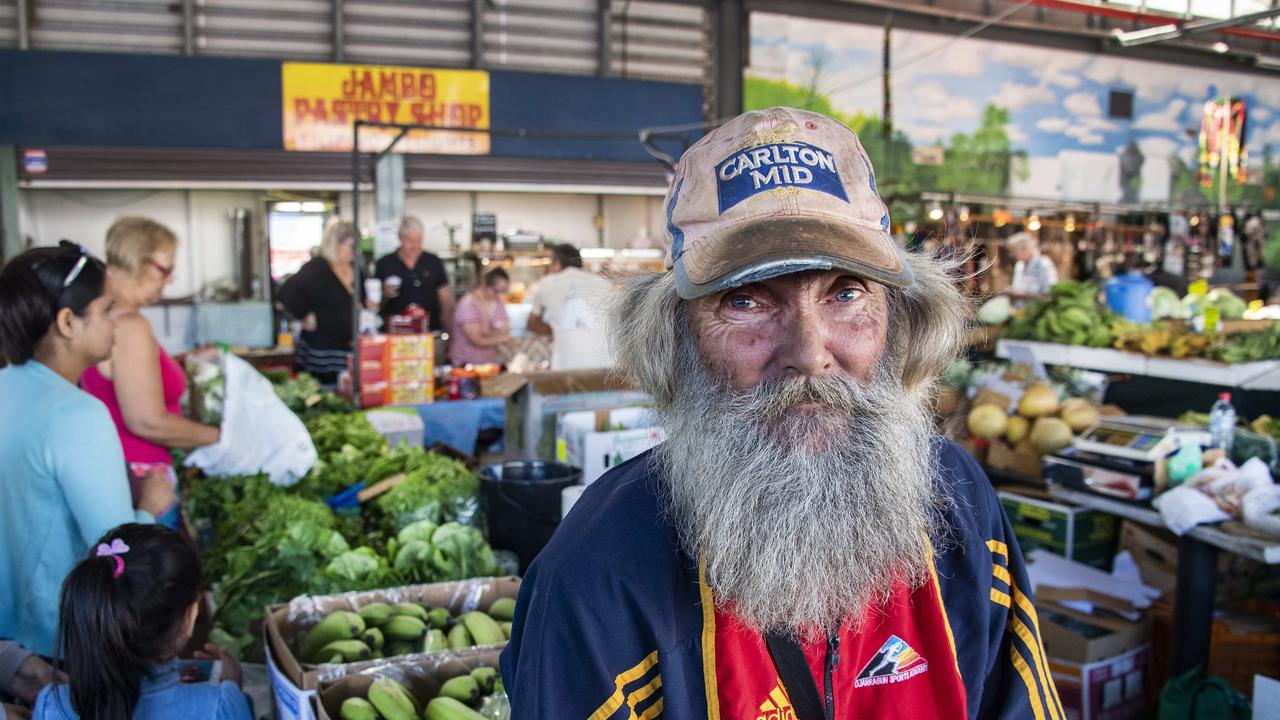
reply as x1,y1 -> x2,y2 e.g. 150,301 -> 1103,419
0,243 -> 176,657
35,524 -> 252,720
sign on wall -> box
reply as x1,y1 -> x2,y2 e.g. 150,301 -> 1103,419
281,63 -> 490,154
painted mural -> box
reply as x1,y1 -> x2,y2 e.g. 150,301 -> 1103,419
746,12 -> 1280,208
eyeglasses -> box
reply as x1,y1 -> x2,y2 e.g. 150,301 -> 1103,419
148,259 -> 175,279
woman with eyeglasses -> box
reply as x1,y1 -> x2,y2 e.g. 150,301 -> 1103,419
0,242 -> 176,659
80,218 -> 220,516
277,217 -> 358,385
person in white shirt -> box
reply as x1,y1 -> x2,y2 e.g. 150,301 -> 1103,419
526,245 -> 615,370
1007,232 -> 1058,304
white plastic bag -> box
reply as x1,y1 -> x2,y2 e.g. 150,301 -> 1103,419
185,352 -> 317,486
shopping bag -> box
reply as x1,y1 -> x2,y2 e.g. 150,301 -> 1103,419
185,351 -> 317,486
1158,666 -> 1250,720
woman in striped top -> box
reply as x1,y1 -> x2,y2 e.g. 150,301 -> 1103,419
450,268 -> 511,367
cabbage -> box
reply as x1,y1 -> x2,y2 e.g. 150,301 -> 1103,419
1150,286 -> 1185,320
1205,288 -> 1247,319
977,295 -> 1012,325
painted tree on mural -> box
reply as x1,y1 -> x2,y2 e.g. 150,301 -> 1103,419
934,104 -> 1028,196
744,77 -> 1025,199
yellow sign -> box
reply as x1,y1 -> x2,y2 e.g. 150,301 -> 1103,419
1188,279 -> 1209,297
281,62 -> 490,154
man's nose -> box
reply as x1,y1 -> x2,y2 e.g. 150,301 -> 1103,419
779,310 -> 835,378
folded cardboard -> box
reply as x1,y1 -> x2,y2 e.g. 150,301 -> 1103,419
557,407 -> 665,484
502,369 -> 648,460
1049,643 -> 1152,720
1037,593 -> 1153,664
314,648 -> 503,720
1000,491 -> 1119,569
264,577 -> 519,720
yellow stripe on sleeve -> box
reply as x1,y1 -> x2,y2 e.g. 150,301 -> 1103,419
1010,644 -> 1048,720
1012,585 -> 1065,720
991,588 -> 1012,608
626,674 -> 663,715
987,539 -> 1009,564
588,651 -> 661,720
637,697 -> 664,720
698,555 -> 721,720
993,563 -> 1012,586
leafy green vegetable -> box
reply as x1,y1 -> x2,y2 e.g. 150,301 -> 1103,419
272,373 -> 353,418
430,523 -> 499,580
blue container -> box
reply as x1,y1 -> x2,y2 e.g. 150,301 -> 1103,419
1104,272 -> 1154,323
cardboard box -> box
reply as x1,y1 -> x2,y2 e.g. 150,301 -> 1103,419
987,441 -> 1044,482
314,648 -> 502,720
1037,593 -> 1153,664
1117,522 -> 1178,597
999,491 -> 1119,570
557,408 -> 665,484
1049,643 -> 1152,720
264,577 -> 520,720
499,369 -> 648,460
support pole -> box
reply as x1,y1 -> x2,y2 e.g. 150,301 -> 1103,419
182,0 -> 195,55
1171,536 -> 1219,675
713,0 -> 744,119
16,0 -> 29,50
333,0 -> 345,62
0,145 -> 19,262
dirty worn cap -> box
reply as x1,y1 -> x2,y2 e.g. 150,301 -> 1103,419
663,106 -> 913,300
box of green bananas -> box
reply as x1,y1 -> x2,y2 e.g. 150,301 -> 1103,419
265,576 -> 520,720
315,648 -> 507,720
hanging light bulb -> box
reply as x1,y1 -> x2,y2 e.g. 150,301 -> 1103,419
1026,212 -> 1042,232
958,206 -> 970,223
1064,213 -> 1077,233
927,201 -> 944,222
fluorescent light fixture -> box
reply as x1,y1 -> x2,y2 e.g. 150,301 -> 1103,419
580,248 -> 616,259
1113,23 -> 1181,47
274,201 -> 302,212
301,201 -> 328,213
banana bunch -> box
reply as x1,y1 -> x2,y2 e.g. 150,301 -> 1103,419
301,597 -> 518,665
1005,281 -> 1115,348
338,668 -> 505,720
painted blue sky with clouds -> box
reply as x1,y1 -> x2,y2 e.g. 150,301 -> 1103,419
748,13 -> 1280,201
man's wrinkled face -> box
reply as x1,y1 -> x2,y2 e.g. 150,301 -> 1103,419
687,269 -> 889,390
399,228 -> 424,257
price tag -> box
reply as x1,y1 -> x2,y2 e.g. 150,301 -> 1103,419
1004,342 -> 1048,379
1204,305 -> 1220,333
1188,279 -> 1208,297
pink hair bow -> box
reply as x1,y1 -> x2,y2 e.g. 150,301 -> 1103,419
95,539 -> 130,578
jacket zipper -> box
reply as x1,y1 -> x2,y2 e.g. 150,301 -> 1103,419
824,631 -> 839,720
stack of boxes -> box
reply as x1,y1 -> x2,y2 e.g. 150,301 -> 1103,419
998,490 -> 1119,570
356,334 -> 434,408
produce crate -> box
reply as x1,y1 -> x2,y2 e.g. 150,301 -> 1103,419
998,491 -> 1119,570
1206,598 -> 1280,697
265,576 -> 519,720
314,647 -> 503,720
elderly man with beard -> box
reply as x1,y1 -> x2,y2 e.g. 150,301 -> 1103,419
499,108 -> 1062,720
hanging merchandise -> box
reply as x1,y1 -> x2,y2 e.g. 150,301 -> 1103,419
1198,98 -> 1248,186
1242,211 -> 1266,271
1217,212 -> 1236,268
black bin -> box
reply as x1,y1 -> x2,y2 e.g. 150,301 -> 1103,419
481,461 -> 582,574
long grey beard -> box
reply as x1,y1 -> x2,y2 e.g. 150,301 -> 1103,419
656,335 -> 949,637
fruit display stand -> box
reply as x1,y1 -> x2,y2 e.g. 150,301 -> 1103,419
996,340 -> 1280,391
1046,484 -> 1280,682
315,647 -> 503,720
266,577 -> 520,720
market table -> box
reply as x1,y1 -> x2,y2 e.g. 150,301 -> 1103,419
1045,483 -> 1280,676
410,398 -> 506,455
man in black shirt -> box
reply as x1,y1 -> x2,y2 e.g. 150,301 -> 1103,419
374,216 -> 453,332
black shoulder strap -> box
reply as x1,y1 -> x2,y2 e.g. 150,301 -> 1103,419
763,631 -> 826,720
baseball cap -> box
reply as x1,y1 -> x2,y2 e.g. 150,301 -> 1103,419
663,106 -> 913,300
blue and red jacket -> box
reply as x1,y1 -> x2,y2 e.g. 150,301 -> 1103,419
500,439 -> 1063,719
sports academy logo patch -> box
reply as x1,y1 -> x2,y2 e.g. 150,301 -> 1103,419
854,635 -> 930,688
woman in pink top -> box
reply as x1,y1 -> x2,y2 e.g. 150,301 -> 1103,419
81,218 -> 219,499
450,268 -> 512,366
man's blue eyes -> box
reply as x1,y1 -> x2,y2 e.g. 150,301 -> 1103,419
728,289 -> 860,308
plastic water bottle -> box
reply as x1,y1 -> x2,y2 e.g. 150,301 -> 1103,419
1209,392 -> 1237,457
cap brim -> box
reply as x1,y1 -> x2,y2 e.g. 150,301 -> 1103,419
673,215 -> 913,300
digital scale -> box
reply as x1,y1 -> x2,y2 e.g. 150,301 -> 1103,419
1042,416 -> 1212,502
